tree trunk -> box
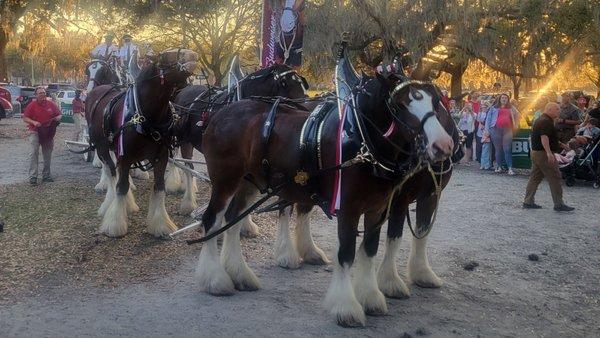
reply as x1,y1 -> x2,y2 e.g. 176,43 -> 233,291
511,76 -> 522,100
524,78 -> 532,93
212,66 -> 223,86
449,63 -> 467,99
0,29 -> 9,82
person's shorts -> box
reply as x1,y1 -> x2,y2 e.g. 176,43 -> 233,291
462,130 -> 474,149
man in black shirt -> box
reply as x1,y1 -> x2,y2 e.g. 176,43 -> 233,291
524,102 -> 574,212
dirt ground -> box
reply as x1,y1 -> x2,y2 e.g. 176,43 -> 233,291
1,117 -> 599,337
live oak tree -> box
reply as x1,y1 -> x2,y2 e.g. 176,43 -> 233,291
150,0 -> 260,85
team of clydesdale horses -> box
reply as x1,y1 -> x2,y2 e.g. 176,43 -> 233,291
83,44 -> 460,327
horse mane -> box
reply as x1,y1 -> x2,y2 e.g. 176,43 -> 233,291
249,64 -> 292,78
136,63 -> 158,83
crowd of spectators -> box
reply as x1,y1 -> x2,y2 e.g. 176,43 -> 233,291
441,90 -> 600,174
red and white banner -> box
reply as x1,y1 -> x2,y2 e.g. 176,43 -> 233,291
260,0 -> 305,68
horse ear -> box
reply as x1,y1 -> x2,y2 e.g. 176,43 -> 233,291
375,72 -> 394,91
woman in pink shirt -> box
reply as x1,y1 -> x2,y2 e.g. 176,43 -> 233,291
484,93 -> 519,175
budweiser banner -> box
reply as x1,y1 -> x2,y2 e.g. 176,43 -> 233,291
260,0 -> 305,68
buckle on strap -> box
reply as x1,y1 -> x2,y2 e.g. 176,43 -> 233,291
151,130 -> 162,142
130,113 -> 146,125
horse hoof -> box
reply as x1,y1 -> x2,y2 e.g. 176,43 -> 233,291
335,311 -> 366,327
275,251 -> 302,270
378,273 -> 410,299
233,277 -> 261,292
197,265 -> 236,296
409,269 -> 443,288
362,293 -> 388,316
240,227 -> 259,238
240,217 -> 259,238
302,248 -> 330,266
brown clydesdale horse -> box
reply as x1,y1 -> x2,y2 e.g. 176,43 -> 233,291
171,65 -> 309,234
194,71 -> 457,326
86,49 -> 198,237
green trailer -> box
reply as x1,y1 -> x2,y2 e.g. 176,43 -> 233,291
60,102 -> 73,124
512,128 -> 531,169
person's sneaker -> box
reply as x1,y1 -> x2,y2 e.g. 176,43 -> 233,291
29,177 -> 38,186
495,167 -> 503,173
523,203 -> 542,209
508,168 -> 515,175
554,204 -> 575,212
42,177 -> 54,183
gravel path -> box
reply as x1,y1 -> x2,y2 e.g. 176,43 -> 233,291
1,117 -> 599,337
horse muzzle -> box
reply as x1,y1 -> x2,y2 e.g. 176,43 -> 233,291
427,135 -> 454,163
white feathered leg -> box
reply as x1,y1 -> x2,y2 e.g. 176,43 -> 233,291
324,260 -> 365,327
296,209 -> 329,265
165,149 -> 183,194
274,206 -> 301,269
92,151 -> 102,168
146,190 -> 177,237
95,163 -> 109,192
221,222 -> 261,291
125,185 -> 140,213
180,172 -> 198,214
378,237 -> 410,298
99,193 -> 128,237
196,204 -> 235,296
98,165 -> 115,216
353,243 -> 388,316
239,215 -> 259,238
407,235 -> 442,288
128,175 -> 137,191
131,168 -> 150,180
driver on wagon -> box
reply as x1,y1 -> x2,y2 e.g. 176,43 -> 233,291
90,34 -> 119,60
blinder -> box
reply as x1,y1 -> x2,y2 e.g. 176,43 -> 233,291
385,80 -> 445,162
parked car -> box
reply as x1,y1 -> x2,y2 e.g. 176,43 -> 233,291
56,90 -> 77,106
1,84 -> 23,116
46,83 -> 76,99
17,86 -> 37,110
0,97 -> 13,120
0,86 -> 13,119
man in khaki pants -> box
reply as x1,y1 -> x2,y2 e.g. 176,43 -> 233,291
71,90 -> 85,141
523,102 -> 574,212
22,87 -> 62,185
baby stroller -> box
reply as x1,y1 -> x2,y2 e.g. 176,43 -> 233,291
560,134 -> 600,189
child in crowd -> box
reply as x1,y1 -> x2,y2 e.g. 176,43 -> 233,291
458,103 -> 476,165
480,130 -> 492,169
576,118 -> 600,140
555,140 -> 583,166
477,101 -> 492,169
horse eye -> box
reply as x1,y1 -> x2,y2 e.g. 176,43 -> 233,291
411,89 -> 423,100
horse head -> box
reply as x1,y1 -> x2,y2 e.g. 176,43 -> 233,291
155,48 -> 198,90
85,60 -> 119,91
239,64 -> 309,100
374,74 -> 455,163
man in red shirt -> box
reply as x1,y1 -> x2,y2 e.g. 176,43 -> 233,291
22,87 -> 61,185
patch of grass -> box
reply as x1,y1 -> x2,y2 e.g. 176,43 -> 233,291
0,175 -> 280,305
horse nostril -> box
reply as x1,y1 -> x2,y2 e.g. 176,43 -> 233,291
432,139 -> 453,158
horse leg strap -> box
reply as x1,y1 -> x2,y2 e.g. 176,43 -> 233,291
254,199 -> 293,214
186,186 -> 283,245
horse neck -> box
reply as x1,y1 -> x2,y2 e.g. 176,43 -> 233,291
137,74 -> 174,123
366,99 -> 410,162
239,77 -> 278,98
